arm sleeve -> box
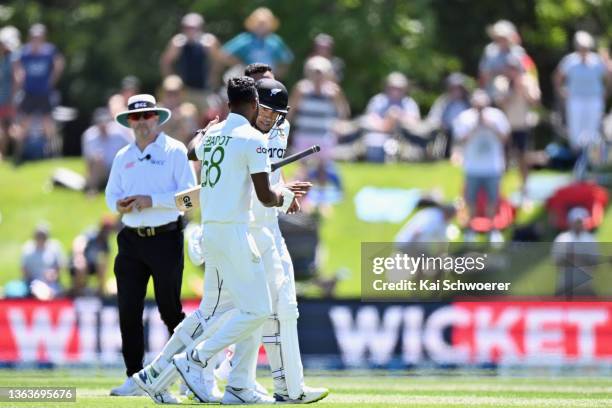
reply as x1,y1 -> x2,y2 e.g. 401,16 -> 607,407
151,147 -> 197,208
104,154 -> 123,213
247,136 -> 271,174
195,137 -> 205,160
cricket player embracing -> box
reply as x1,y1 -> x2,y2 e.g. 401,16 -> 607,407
211,78 -> 329,404
131,76 -> 311,404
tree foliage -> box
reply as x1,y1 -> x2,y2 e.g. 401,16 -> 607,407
2,0 -> 611,126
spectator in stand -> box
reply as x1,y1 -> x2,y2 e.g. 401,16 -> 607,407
553,31 -> 612,152
108,75 -> 140,118
160,12 -> 221,117
0,28 -> 17,161
286,56 -> 349,160
222,7 -> 293,78
425,72 -> 471,159
12,24 -> 64,152
493,55 -> 541,197
158,75 -> 198,146
361,72 -> 420,162
309,33 -> 345,82
68,216 -> 115,297
551,207 -> 599,297
395,203 -> 456,248
479,20 -> 526,91
82,107 -> 131,194
21,223 -> 65,300
453,89 -> 510,243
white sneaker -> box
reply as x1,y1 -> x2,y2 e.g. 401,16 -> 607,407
489,229 -> 505,246
274,386 -> 329,404
173,351 -> 221,403
222,385 -> 276,404
132,367 -> 180,404
254,381 -> 269,396
109,377 -> 145,396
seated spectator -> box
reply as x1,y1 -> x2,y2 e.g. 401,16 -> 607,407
361,72 -> 420,162
158,75 -> 198,146
108,75 -> 140,118
68,216 -> 115,297
425,73 -> 471,158
310,33 -> 345,82
551,207 -> 599,297
222,7 -> 294,78
394,203 -> 456,278
21,223 -> 64,300
492,55 -> 540,197
453,89 -> 510,243
287,56 -> 350,160
82,107 -> 131,193
395,204 -> 456,249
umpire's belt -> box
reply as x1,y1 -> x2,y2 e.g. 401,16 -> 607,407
125,221 -> 180,237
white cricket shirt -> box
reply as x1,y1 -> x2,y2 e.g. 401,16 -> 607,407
196,113 -> 271,224
250,120 -> 290,225
105,132 -> 196,227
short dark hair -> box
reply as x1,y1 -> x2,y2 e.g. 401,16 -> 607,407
244,63 -> 273,78
227,76 -> 258,106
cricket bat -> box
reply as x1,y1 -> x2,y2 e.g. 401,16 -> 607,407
175,145 -> 321,212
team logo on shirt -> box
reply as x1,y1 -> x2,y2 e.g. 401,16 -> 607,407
125,161 -> 135,169
256,146 -> 285,159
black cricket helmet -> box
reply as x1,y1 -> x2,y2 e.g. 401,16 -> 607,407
256,78 -> 289,114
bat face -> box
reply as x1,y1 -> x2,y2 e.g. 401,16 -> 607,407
181,195 -> 194,209
175,186 -> 201,212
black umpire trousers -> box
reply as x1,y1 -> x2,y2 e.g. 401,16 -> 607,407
114,225 -> 186,377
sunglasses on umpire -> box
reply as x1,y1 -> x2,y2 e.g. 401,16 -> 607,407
127,111 -> 158,121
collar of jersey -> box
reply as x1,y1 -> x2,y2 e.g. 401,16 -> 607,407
227,112 -> 251,126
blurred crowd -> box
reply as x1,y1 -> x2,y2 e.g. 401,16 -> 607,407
2,10 -> 611,298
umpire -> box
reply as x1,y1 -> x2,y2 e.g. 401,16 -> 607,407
105,94 -> 196,396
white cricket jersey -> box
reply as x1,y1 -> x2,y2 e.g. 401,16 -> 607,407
250,120 -> 290,225
196,113 -> 271,223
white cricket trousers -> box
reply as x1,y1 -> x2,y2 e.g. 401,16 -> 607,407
227,221 -> 301,390
566,96 -> 603,150
195,222 -> 272,383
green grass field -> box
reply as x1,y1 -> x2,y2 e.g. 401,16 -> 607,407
2,158 -> 612,299
0,369 -> 611,407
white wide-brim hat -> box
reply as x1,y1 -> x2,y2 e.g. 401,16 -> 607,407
115,94 -> 171,128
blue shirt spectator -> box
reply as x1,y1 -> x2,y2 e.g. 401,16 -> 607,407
223,32 -> 293,69
222,8 -> 293,77
18,42 -> 58,95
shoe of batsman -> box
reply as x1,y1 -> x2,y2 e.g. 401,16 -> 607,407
274,385 -> 330,404
173,351 -> 222,403
132,366 -> 180,404
222,385 -> 276,405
